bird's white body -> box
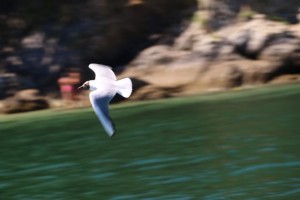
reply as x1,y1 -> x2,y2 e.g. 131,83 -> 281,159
87,63 -> 132,137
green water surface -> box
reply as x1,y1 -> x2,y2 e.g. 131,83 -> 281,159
0,83 -> 300,200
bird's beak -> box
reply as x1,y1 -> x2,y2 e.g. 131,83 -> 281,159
78,85 -> 85,90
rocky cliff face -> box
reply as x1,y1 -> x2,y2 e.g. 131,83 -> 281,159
121,14 -> 300,99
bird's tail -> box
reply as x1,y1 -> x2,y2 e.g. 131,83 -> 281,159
116,78 -> 132,98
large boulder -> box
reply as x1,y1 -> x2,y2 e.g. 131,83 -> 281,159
258,32 -> 300,74
220,15 -> 288,59
199,63 -> 242,89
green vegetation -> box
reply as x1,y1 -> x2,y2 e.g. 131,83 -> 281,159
191,12 -> 210,30
1,83 -> 300,199
238,9 -> 257,21
267,15 -> 290,24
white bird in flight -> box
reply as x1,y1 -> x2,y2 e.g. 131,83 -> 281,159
78,63 -> 132,137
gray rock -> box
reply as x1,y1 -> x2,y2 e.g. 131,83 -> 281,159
259,33 -> 300,62
130,45 -> 174,68
200,64 -> 243,88
221,17 -> 288,58
174,22 -> 203,51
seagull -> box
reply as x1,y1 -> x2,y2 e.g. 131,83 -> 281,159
78,63 -> 132,137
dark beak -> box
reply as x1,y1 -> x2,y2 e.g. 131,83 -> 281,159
78,85 -> 86,90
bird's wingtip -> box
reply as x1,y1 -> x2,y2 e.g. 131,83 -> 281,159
89,63 -> 112,70
88,63 -> 95,68
109,132 -> 116,138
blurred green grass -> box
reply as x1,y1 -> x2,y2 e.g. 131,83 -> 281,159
0,83 -> 300,199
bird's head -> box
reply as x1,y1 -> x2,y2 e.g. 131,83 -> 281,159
78,81 -> 90,90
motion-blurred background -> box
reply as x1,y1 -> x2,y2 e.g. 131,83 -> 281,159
0,0 -> 300,113
0,1 -> 300,199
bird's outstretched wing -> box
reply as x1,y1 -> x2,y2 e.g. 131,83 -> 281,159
89,63 -> 116,81
89,90 -> 115,137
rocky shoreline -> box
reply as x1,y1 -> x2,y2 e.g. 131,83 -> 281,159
1,15 -> 300,113
1,1 -> 300,113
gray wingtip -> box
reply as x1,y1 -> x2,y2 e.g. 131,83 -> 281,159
109,132 -> 116,138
